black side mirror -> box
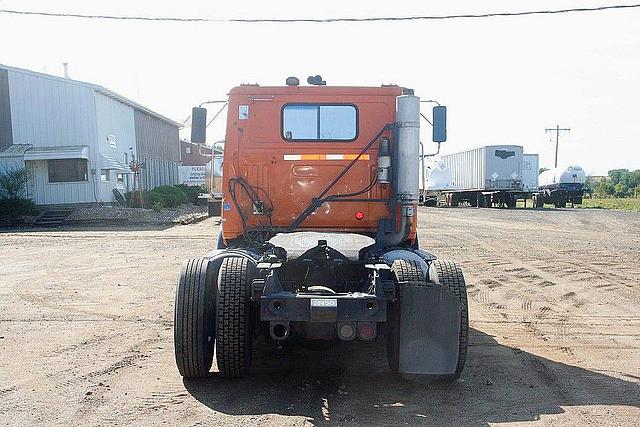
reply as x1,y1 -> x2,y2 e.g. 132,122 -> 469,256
432,105 -> 447,143
191,107 -> 207,144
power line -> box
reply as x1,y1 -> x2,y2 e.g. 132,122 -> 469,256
0,4 -> 639,24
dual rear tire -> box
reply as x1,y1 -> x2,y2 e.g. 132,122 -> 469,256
386,259 -> 469,382
174,256 -> 254,379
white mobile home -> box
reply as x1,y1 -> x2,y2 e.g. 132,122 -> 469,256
0,64 -> 181,206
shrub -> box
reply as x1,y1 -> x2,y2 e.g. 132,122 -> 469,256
0,167 -> 30,199
126,185 -> 197,209
151,201 -> 164,212
0,197 -> 39,217
152,185 -> 189,208
176,184 -> 207,205
0,168 -> 38,220
141,190 -> 163,208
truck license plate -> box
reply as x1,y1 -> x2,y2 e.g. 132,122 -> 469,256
311,298 -> 337,308
310,298 -> 338,322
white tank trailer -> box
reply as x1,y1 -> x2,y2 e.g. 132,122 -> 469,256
441,145 -> 524,207
534,165 -> 586,208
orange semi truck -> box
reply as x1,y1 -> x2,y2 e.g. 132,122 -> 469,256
174,76 -> 468,379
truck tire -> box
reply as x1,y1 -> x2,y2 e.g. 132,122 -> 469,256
391,259 -> 424,282
387,259 -> 425,373
174,258 -> 216,378
216,256 -> 255,378
428,260 -> 469,381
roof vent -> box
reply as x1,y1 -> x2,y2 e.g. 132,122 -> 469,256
307,75 -> 326,86
286,76 -> 300,86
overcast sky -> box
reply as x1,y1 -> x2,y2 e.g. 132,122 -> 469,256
1,0 -> 638,174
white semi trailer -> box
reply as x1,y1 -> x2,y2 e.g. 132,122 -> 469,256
522,154 -> 539,193
441,145 -> 524,207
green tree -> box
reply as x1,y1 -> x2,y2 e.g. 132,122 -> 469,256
614,183 -> 623,195
608,169 -> 628,185
605,169 -> 640,198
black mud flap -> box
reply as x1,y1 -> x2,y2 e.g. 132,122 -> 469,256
397,283 -> 461,375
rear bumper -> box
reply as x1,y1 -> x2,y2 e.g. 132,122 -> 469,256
260,292 -> 387,322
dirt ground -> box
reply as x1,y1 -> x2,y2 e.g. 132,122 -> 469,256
1,208 -> 639,426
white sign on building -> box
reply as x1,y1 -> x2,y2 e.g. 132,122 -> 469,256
179,166 -> 206,186
107,134 -> 117,148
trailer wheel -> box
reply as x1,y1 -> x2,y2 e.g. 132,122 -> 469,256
428,259 -> 469,381
216,256 -> 255,378
533,194 -> 544,208
387,260 -> 425,373
174,258 -> 216,378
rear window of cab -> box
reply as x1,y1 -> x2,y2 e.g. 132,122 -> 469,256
282,104 -> 358,141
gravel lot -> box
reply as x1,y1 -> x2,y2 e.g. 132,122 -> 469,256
66,205 -> 208,224
1,208 -> 638,425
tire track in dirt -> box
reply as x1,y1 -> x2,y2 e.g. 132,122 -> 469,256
424,219 -> 639,360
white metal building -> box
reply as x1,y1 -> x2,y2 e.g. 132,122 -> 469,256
0,64 -> 181,206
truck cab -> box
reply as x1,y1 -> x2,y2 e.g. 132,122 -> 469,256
219,83 -> 414,243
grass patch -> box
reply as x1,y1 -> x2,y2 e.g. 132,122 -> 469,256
576,198 -> 640,212
514,197 -> 640,211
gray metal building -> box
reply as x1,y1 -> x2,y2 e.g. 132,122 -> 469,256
0,64 -> 181,206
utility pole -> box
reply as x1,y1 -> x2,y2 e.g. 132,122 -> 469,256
545,125 -> 570,168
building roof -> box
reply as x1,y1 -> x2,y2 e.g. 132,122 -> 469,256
24,146 -> 89,161
0,144 -> 32,156
0,63 -> 181,128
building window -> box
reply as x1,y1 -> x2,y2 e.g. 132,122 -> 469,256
185,146 -> 191,154
117,173 -> 125,184
100,169 -> 111,182
48,159 -> 88,183
282,104 -> 358,141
